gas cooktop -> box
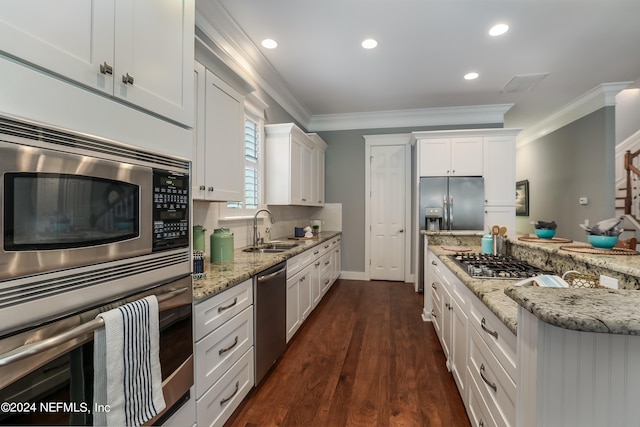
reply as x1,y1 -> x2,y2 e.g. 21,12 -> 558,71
449,253 -> 553,279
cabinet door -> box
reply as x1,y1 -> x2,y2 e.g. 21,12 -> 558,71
286,273 -> 300,343
290,139 -> 303,204
451,137 -> 483,176
204,70 -> 244,202
441,285 -> 452,363
0,0 -> 114,93
419,139 -> 450,176
311,259 -> 322,309
192,61 -> 207,200
315,147 -> 326,205
483,136 -> 516,206
484,206 -> 515,240
114,0 -> 194,125
299,267 -> 313,321
300,142 -> 313,204
451,296 -> 468,402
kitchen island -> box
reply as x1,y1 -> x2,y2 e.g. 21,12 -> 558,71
424,231 -> 640,427
193,231 -> 341,302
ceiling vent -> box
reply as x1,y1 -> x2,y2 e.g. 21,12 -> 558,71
502,73 -> 549,93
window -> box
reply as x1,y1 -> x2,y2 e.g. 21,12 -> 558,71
221,107 -> 264,218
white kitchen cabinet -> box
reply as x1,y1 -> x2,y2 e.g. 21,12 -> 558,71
484,206 -> 516,239
265,123 -> 327,206
194,278 -> 254,427
286,263 -> 312,342
0,0 -> 194,125
483,136 -> 516,206
428,251 -> 469,401
192,69 -> 244,202
308,133 -> 328,205
418,137 -> 483,176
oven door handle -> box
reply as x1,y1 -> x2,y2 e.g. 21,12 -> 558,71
0,287 -> 188,367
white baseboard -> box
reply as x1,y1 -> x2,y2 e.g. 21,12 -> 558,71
421,308 -> 433,322
338,271 -> 369,281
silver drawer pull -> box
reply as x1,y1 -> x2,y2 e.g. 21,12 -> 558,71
218,297 -> 238,313
431,282 -> 437,290
431,309 -> 437,319
218,336 -> 239,356
220,381 -> 240,406
122,72 -> 134,85
99,62 -> 113,75
481,318 -> 498,339
480,364 -> 497,392
431,260 -> 437,266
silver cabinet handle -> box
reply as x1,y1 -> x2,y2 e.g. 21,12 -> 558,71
199,185 -> 206,191
431,282 -> 437,290
220,381 -> 239,406
218,297 -> 238,313
479,420 -> 484,427
207,186 -> 214,192
218,336 -> 239,355
431,309 -> 437,318
431,260 -> 437,266
315,262 -> 320,267
99,62 -> 113,75
122,72 -> 135,85
398,229 -> 404,233
445,302 -> 450,309
481,318 -> 498,339
480,364 -> 497,392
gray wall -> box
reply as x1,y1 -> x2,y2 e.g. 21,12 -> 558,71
319,124 -> 501,274
515,107 -> 616,242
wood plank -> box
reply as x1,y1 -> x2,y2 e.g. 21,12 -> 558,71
225,279 -> 470,427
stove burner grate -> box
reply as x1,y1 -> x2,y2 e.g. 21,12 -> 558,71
449,253 -> 553,279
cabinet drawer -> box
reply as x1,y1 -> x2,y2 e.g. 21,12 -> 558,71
287,250 -> 314,276
196,347 -> 254,427
319,252 -> 333,277
320,268 -> 333,295
467,368 -> 498,427
469,298 -> 516,381
430,287 -> 442,338
195,306 -> 253,398
195,279 -> 253,341
468,324 -> 515,427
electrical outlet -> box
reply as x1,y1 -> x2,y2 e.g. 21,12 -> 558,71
579,197 -> 588,205
599,274 -> 619,289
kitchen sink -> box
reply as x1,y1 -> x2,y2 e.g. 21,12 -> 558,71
242,243 -> 299,253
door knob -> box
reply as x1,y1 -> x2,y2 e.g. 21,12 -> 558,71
398,229 -> 404,233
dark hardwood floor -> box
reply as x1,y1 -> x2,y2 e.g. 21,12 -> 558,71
225,279 -> 471,427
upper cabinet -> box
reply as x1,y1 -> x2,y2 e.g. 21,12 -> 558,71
192,64 -> 244,202
0,0 -> 194,126
418,137 -> 483,176
265,124 -> 327,206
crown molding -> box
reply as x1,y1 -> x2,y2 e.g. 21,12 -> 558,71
195,3 -> 312,127
516,82 -> 632,148
307,104 -> 514,132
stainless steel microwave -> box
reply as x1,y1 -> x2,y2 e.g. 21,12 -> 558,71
0,115 -> 191,281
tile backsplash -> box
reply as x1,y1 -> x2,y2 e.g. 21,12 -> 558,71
193,202 -> 342,256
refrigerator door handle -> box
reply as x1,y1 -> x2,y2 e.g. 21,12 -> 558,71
443,195 -> 448,229
449,196 -> 454,229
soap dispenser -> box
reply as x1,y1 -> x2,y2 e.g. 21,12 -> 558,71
481,230 -> 493,255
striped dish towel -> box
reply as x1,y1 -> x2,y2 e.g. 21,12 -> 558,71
94,296 -> 166,426
514,274 -> 570,288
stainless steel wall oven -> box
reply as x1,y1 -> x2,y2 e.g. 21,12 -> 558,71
0,114 -> 194,425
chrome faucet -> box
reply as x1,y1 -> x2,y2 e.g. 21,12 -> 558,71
253,209 -> 276,248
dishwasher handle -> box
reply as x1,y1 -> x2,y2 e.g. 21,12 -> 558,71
257,265 -> 286,283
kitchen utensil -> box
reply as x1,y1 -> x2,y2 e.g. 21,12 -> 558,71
499,226 -> 508,236
492,225 -> 500,236
211,228 -> 234,262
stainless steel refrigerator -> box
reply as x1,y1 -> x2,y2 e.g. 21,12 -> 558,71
418,176 -> 485,290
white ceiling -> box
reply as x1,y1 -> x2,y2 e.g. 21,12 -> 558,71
198,0 -> 640,131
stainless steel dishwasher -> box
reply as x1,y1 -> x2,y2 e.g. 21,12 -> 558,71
254,261 -> 287,385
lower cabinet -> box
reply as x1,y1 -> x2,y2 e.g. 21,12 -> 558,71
286,236 -> 342,342
194,278 -> 255,427
427,250 -> 517,427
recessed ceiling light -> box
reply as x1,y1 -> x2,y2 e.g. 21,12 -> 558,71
464,72 -> 479,80
362,39 -> 378,49
261,39 -> 278,49
489,23 -> 509,36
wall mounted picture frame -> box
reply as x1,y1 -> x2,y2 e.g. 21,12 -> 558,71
516,180 -> 529,216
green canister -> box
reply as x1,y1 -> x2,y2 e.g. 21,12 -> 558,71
193,225 -> 206,252
211,228 -> 234,263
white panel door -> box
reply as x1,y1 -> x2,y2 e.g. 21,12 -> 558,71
370,145 -> 406,281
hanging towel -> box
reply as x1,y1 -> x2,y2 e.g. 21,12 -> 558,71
94,296 -> 165,427
514,274 -> 570,288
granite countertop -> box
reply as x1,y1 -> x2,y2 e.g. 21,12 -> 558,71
426,232 -> 640,336
193,231 -> 341,303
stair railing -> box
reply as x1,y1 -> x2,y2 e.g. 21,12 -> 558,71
624,149 -> 640,217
